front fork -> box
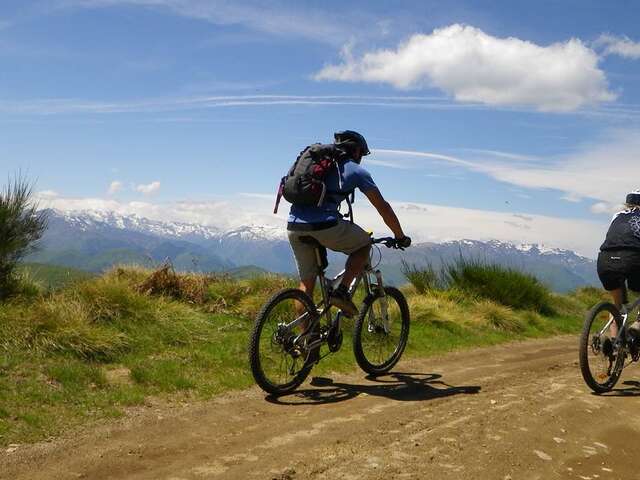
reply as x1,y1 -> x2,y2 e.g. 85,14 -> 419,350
366,270 -> 390,334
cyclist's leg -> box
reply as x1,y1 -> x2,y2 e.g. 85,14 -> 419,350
313,219 -> 371,288
624,253 -> 640,333
610,287 -> 625,311
287,231 -> 318,331
597,250 -> 626,337
342,245 -> 370,288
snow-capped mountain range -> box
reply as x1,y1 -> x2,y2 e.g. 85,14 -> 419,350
29,209 -> 598,292
59,209 -> 285,242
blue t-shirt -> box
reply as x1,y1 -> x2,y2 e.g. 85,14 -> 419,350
287,159 -> 377,225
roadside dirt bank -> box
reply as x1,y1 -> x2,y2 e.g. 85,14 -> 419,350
3,335 -> 639,480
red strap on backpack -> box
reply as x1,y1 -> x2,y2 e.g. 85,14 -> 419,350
273,177 -> 285,214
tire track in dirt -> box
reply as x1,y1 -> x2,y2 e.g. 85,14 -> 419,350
3,335 -> 640,480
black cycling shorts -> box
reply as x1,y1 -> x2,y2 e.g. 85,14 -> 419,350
597,250 -> 640,291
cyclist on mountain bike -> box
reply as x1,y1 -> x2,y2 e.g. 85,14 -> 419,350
598,190 -> 640,336
287,130 -> 411,318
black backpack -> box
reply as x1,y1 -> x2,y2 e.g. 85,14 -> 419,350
273,144 -> 342,213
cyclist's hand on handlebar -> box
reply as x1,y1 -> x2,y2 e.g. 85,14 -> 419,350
395,235 -> 411,249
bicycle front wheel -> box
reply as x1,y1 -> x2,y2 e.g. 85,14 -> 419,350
248,288 -> 316,395
579,302 -> 624,393
353,286 -> 410,375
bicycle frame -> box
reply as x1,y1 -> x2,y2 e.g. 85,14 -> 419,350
279,241 -> 391,350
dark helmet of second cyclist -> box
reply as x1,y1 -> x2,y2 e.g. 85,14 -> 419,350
334,130 -> 370,160
627,190 -> 640,207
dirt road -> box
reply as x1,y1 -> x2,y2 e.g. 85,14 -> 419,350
3,335 -> 640,480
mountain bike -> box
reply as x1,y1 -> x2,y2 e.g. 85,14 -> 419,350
579,284 -> 640,393
248,236 -> 410,396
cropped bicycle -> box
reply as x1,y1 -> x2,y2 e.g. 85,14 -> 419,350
579,284 -> 640,393
248,235 -> 410,395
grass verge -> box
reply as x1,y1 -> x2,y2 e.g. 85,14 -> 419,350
0,265 -> 602,447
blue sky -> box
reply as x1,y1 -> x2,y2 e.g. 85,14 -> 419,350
2,0 -> 640,256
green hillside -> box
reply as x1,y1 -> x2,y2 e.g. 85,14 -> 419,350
0,265 -> 606,447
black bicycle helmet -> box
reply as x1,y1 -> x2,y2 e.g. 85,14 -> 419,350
627,190 -> 640,206
334,130 -> 370,156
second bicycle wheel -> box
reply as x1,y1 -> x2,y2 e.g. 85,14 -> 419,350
353,286 -> 410,375
248,288 -> 316,395
579,302 -> 624,393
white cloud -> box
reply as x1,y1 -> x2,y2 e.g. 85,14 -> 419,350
107,180 -> 123,194
135,181 -> 160,194
315,24 -> 616,112
35,193 -> 285,232
37,190 -> 59,198
590,202 -> 621,215
595,34 -> 640,59
36,192 -> 606,258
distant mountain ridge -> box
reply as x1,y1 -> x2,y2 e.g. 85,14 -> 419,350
29,209 -> 598,292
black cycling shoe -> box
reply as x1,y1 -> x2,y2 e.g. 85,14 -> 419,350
329,285 -> 358,318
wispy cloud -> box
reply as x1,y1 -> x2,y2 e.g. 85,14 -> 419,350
315,24 -> 616,112
456,148 -> 541,162
135,181 -> 160,194
59,0 -> 366,46
372,130 -> 640,211
595,34 -> 640,59
2,93 -> 639,120
0,94 -> 477,115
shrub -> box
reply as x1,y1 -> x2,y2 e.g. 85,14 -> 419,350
445,257 -> 553,313
0,175 -> 48,299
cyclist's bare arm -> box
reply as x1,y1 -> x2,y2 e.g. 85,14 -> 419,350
364,188 -> 405,239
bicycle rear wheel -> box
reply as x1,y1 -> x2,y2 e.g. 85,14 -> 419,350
353,286 -> 410,375
579,302 -> 624,393
248,288 -> 316,395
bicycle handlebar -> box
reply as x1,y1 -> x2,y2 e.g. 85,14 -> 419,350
371,237 -> 409,250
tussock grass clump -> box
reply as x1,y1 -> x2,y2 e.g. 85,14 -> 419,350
571,286 -> 610,307
473,300 -> 525,332
445,258 -> 553,313
0,296 -> 130,361
407,290 -> 459,324
401,259 -> 443,293
136,264 -> 210,304
126,264 -> 295,318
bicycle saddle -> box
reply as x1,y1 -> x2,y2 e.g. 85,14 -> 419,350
299,236 -> 328,271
